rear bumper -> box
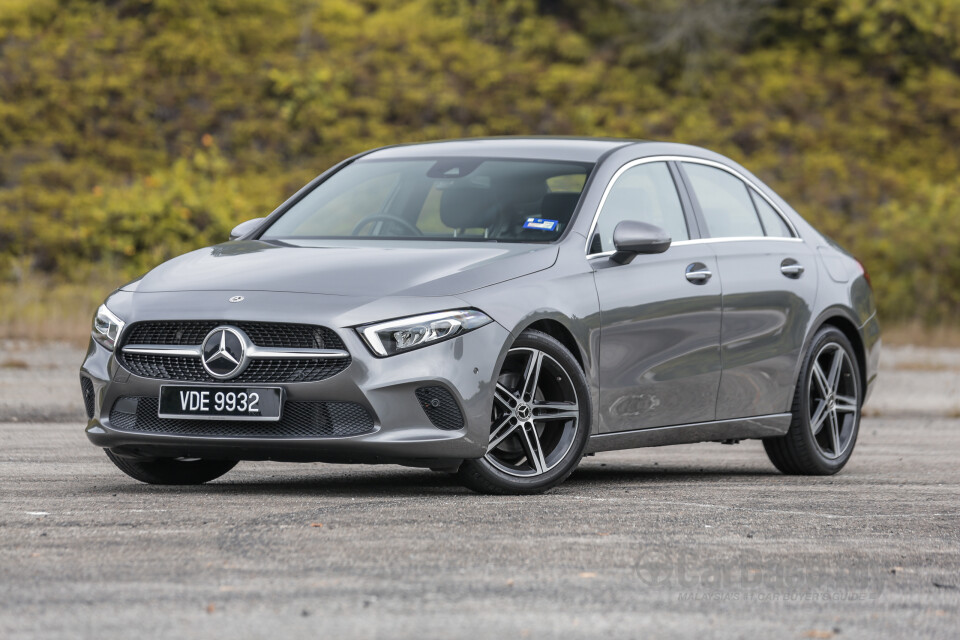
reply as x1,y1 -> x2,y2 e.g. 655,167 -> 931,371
860,311 -> 881,404
80,320 -> 511,465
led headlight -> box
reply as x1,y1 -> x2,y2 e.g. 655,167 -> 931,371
358,309 -> 492,357
92,304 -> 125,351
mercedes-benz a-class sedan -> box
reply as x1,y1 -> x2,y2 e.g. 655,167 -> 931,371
80,138 -> 880,494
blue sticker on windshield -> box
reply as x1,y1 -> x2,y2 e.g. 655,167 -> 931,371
523,218 -> 559,231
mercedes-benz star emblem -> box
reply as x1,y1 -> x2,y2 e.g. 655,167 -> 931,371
516,403 -> 532,421
228,295 -> 244,303
201,326 -> 250,379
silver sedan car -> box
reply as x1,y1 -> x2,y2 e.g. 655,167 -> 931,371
81,138 -> 880,494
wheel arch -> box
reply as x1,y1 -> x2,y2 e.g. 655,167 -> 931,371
798,308 -> 868,404
520,318 -> 586,372
494,313 -> 597,436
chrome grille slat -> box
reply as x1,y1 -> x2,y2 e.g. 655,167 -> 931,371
121,344 -> 348,359
122,345 -> 204,357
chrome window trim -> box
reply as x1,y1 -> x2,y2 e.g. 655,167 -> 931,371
586,236 -> 804,260
583,155 -> 800,258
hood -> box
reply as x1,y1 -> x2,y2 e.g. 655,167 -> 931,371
127,239 -> 559,297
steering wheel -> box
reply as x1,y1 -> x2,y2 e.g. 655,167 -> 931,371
351,215 -> 423,237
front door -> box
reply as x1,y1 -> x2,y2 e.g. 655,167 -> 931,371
590,160 -> 723,432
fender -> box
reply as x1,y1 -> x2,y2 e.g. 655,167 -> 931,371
788,304 -> 870,414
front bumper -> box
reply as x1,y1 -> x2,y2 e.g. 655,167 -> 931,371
81,296 -> 511,466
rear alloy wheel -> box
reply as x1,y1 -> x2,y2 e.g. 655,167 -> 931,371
458,330 -> 590,494
764,326 -> 862,475
105,450 -> 237,485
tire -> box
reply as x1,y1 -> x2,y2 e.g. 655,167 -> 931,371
105,450 -> 237,485
458,329 -> 591,495
763,326 -> 862,475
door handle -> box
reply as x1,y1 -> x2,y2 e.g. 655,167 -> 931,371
685,262 -> 712,284
780,260 -> 805,278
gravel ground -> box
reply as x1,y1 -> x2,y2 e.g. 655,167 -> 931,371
0,340 -> 90,423
0,341 -> 958,638
864,346 -> 960,417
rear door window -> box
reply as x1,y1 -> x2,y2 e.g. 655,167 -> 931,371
682,163 -> 764,238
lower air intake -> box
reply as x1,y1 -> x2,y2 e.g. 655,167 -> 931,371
80,377 -> 95,419
415,386 -> 465,431
109,397 -> 375,438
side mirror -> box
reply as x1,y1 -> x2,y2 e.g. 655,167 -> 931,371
610,220 -> 671,264
229,217 -> 266,241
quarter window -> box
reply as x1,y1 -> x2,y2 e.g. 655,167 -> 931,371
590,162 -> 688,254
682,163 -> 764,238
750,189 -> 794,238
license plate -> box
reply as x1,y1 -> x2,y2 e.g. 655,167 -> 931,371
158,386 -> 283,421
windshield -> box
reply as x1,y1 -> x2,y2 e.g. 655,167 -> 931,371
261,157 -> 593,243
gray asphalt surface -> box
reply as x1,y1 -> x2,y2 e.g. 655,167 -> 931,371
2,418 -> 958,639
1,343 -> 958,638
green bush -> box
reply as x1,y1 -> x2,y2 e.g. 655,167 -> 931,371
1,0 -> 959,323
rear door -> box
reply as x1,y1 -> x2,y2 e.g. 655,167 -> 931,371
591,160 -> 722,432
678,161 -> 817,420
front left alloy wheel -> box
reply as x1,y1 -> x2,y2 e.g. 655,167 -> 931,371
457,330 -> 591,494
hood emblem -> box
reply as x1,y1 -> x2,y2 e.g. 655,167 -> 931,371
229,295 -> 244,303
201,326 -> 250,379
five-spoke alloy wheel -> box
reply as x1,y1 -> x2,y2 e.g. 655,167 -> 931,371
807,341 -> 860,460
764,326 -> 862,475
458,330 -> 590,494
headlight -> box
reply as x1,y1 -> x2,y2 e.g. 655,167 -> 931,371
358,309 -> 492,357
92,304 -> 125,351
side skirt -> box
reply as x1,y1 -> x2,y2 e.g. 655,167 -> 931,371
585,413 -> 792,454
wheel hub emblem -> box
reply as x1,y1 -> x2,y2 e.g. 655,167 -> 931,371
201,326 -> 250,379
516,403 -> 532,421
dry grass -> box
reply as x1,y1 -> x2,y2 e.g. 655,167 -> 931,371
0,277 -> 115,346
891,361 -> 959,372
883,321 -> 960,348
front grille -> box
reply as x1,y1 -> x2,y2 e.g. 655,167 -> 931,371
109,396 -> 375,438
118,354 -> 350,384
117,321 -> 351,383
415,386 -> 465,431
80,377 -> 95,419
124,321 -> 342,349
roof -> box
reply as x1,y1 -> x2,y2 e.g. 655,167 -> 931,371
362,137 -> 641,164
